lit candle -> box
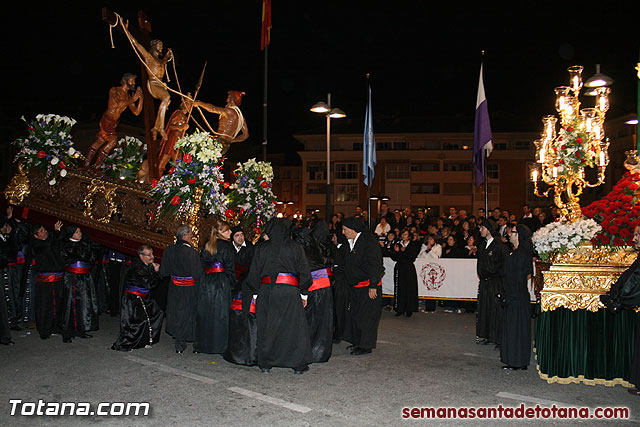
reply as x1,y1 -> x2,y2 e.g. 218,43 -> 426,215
540,147 -> 546,163
573,76 -> 579,90
553,166 -> 558,177
532,169 -> 538,182
600,151 -> 606,166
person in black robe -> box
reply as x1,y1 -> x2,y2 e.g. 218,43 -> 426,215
224,225 -> 258,366
500,224 -> 533,370
600,225 -> 640,396
390,230 -> 421,317
24,222 -> 65,340
331,230 -> 350,344
476,219 -> 508,346
246,218 -> 313,374
1,215 -> 21,331
111,245 -> 164,351
159,224 -> 203,353
0,217 -> 15,345
342,217 -> 384,355
195,221 -> 235,354
301,219 -> 334,363
59,225 -> 100,343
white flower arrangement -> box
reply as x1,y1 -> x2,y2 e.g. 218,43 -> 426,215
226,159 -> 277,233
13,114 -> 78,184
531,218 -> 601,262
174,130 -> 223,164
152,131 -> 227,219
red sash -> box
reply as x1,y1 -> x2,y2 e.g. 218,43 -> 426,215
171,276 -> 195,287
309,268 -> 332,292
37,273 -> 64,283
355,279 -> 382,288
65,261 -> 92,274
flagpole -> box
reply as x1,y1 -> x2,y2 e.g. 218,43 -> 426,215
366,73 -> 372,229
484,149 -> 489,217
262,45 -> 268,161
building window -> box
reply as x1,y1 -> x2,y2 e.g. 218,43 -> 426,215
377,141 -> 393,151
335,163 -> 358,180
411,162 -> 440,172
393,141 -> 408,150
386,163 -> 410,180
443,162 -> 472,172
306,184 -> 326,194
353,142 -> 363,151
512,140 -> 531,150
487,163 -> 499,180
442,183 -> 472,195
493,142 -> 507,150
411,183 -> 440,194
307,162 -> 326,181
335,184 -> 358,202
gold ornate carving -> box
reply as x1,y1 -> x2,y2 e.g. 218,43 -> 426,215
184,187 -> 205,248
548,243 -> 637,266
540,243 -> 636,312
2,166 -> 220,251
4,163 -> 31,205
84,180 -> 118,223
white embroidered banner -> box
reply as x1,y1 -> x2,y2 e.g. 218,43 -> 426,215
382,257 -> 536,301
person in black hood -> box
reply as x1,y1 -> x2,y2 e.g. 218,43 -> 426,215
245,218 -> 313,374
301,219 -> 335,363
341,217 -> 384,355
500,224 -> 533,370
159,224 -> 203,353
476,219 -> 508,347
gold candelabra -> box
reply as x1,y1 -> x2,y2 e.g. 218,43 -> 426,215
531,65 -> 611,223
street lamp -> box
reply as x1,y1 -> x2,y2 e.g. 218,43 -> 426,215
369,194 -> 390,226
311,93 -> 346,221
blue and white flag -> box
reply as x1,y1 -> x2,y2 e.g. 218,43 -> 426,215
473,64 -> 493,187
363,84 -> 376,187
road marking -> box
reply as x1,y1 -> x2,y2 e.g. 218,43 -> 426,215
125,355 -> 311,414
463,352 -> 496,360
125,355 -> 219,384
228,387 -> 312,414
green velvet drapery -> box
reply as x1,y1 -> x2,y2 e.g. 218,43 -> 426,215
534,306 -> 639,386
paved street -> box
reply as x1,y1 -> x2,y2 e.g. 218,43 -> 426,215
1,309 -> 637,426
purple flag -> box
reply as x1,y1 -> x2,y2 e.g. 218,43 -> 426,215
473,64 -> 493,187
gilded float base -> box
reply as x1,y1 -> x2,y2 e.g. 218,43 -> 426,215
540,243 -> 636,312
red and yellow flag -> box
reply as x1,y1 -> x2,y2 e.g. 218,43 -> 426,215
261,0 -> 272,50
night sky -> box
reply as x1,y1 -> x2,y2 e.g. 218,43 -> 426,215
2,2 -> 640,158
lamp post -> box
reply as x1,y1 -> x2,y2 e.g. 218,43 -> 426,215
311,93 -> 346,221
369,194 -> 390,227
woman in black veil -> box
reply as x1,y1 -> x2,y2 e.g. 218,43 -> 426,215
500,224 -> 533,370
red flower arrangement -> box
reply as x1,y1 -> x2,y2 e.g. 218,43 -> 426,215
582,171 -> 640,247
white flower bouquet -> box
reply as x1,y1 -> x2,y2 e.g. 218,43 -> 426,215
531,218 -> 601,261
12,114 -> 80,185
